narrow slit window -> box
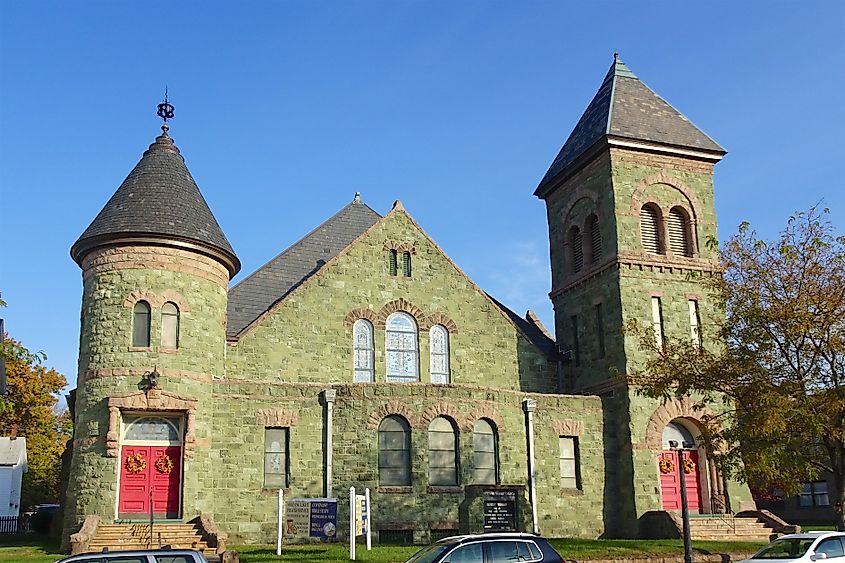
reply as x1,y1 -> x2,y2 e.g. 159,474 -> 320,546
668,207 -> 692,257
559,436 -> 581,489
587,214 -> 602,262
569,226 -> 584,272
640,204 -> 663,255
402,251 -> 412,277
429,325 -> 450,384
651,297 -> 664,351
160,302 -> 179,349
388,249 -> 398,276
353,319 -> 375,382
688,300 -> 702,348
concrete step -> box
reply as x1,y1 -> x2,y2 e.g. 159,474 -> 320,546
89,523 -> 211,555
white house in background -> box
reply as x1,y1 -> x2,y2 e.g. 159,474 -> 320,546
0,436 -> 27,517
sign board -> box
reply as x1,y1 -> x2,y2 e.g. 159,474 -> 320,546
354,494 -> 366,536
285,498 -> 337,539
483,490 -> 517,532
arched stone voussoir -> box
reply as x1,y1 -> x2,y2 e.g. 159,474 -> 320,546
366,400 -> 421,429
643,396 -> 721,450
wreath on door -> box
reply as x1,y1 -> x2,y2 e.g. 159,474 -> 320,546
154,453 -> 174,474
683,457 -> 696,474
125,452 -> 147,474
659,458 -> 675,474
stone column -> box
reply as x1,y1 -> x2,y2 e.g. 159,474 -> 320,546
323,389 -> 337,498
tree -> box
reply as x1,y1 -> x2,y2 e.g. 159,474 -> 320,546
627,207 -> 845,530
0,297 -> 71,509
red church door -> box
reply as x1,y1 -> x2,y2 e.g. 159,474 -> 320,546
659,450 -> 702,511
118,416 -> 183,520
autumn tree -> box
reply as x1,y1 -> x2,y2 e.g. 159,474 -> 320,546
627,207 -> 845,530
0,296 -> 71,509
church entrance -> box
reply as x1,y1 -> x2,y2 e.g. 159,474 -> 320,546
659,421 -> 703,512
117,415 -> 183,520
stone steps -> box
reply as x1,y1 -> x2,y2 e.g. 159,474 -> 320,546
87,522 -> 210,553
688,515 -> 774,540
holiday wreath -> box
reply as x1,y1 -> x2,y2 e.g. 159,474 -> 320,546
659,458 -> 675,474
683,457 -> 696,474
125,452 -> 146,474
154,453 -> 174,474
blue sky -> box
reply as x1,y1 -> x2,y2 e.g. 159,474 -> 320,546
1,1 -> 843,399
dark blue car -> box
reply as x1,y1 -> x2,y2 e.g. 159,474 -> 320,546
405,533 -> 576,563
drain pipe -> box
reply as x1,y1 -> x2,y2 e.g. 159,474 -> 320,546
323,389 -> 337,498
523,398 -> 539,534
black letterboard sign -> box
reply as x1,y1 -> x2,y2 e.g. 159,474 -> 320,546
483,490 -> 517,532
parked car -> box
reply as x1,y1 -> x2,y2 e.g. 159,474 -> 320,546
405,532 -> 576,563
30,503 -> 61,534
55,547 -> 209,563
737,531 -> 845,562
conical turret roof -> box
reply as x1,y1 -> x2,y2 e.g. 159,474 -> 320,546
535,56 -> 725,195
71,127 -> 240,277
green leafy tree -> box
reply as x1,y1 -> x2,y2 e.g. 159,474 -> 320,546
1,296 -> 71,508
627,207 -> 845,530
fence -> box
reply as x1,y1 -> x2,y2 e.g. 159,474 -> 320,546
0,514 -> 34,535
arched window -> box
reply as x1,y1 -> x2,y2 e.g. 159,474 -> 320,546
160,302 -> 180,349
123,416 -> 181,443
386,312 -> 418,382
388,249 -> 398,276
568,226 -> 583,272
472,419 -> 498,485
378,416 -> 411,486
668,206 -> 692,257
662,421 -> 696,449
353,319 -> 375,382
429,325 -> 450,384
428,417 -> 458,486
586,214 -> 602,263
402,251 -> 412,277
640,204 -> 663,255
132,301 -> 151,347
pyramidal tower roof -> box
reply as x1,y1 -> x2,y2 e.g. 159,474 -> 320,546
71,125 -> 240,277
535,56 -> 725,195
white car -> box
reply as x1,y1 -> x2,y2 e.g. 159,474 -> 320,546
55,548 -> 209,563
737,531 -> 845,562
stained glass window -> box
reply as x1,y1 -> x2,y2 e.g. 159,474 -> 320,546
429,325 -> 450,384
264,427 -> 288,489
353,319 -> 375,382
386,313 -> 418,382
123,417 -> 180,442
161,302 -> 179,349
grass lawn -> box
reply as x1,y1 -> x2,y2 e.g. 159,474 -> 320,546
0,535 -> 768,562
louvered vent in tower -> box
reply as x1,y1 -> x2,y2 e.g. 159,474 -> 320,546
569,226 -> 584,272
668,207 -> 691,257
640,205 -> 662,254
588,214 -> 602,262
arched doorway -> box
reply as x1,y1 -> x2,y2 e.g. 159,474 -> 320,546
659,421 -> 703,512
117,415 -> 183,519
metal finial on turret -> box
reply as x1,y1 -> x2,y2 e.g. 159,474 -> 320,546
157,87 -> 175,135
613,52 -> 619,62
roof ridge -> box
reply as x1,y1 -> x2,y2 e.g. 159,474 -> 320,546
228,199 -> 382,292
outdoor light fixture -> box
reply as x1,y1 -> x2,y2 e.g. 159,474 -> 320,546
142,367 -> 160,391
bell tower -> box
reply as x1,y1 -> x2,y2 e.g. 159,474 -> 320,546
534,56 -> 755,536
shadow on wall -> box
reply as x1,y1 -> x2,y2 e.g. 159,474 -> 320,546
600,391 -> 638,538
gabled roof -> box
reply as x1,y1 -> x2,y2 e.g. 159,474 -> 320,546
71,128 -> 240,277
226,195 -> 381,337
0,437 -> 26,467
535,56 -> 725,195
486,296 -> 556,359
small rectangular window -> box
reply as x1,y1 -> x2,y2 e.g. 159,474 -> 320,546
799,481 -> 830,507
388,249 -> 398,276
264,427 -> 289,488
559,436 -> 581,489
570,315 -> 579,367
688,300 -> 702,348
651,297 -> 664,351
402,251 -> 412,277
595,303 -> 605,358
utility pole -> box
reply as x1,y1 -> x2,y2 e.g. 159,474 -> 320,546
670,440 -> 693,563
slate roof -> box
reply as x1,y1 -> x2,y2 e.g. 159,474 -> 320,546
71,129 -> 240,277
536,57 -> 724,194
226,196 -> 382,338
0,437 -> 26,467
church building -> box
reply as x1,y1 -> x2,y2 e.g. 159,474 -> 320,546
63,57 -> 761,550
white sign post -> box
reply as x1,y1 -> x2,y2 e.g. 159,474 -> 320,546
349,486 -> 372,560
276,488 -> 284,556
349,486 -> 356,561
365,487 -> 371,551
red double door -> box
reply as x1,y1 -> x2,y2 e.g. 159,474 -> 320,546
659,450 -> 702,511
119,445 -> 181,519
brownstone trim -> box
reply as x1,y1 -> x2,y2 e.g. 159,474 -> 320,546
375,488 -> 414,496
427,487 -> 463,494
382,240 -> 418,255
83,367 -> 212,384
419,402 -> 468,430
686,294 -> 703,301
421,312 -> 458,333
158,347 -> 180,354
106,389 -> 198,459
376,299 -> 426,329
343,308 -> 379,327
559,489 -> 585,497
256,408 -> 299,427
552,419 -> 584,437
366,401 -> 420,428
628,171 -> 702,221
641,396 -> 722,451
83,245 -> 229,287
468,406 -> 506,433
124,289 -> 162,309
127,346 -> 154,353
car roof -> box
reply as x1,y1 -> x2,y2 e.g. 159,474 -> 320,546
776,531 -> 845,540
437,532 -> 545,544
60,548 -> 202,560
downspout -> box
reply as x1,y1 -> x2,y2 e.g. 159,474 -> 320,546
523,398 -> 539,534
323,388 -> 337,498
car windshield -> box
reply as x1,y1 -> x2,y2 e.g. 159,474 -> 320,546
406,543 -> 453,563
752,538 -> 816,559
